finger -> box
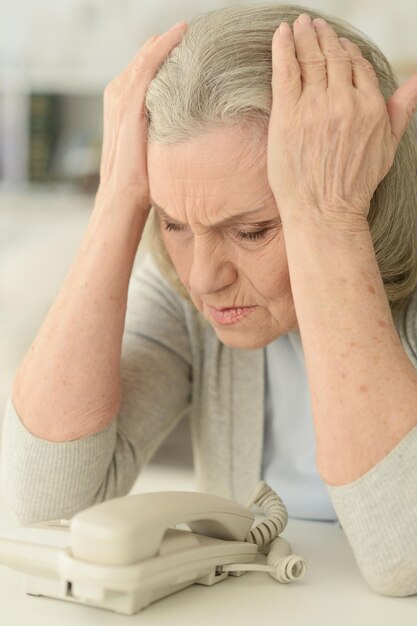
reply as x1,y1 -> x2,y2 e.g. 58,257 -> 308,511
292,13 -> 326,93
312,18 -> 352,88
125,35 -> 160,84
271,22 -> 301,107
141,34 -> 160,51
132,22 -> 188,69
120,36 -> 160,78
338,38 -> 380,95
120,23 -> 186,84
120,36 -> 160,79
386,74 -> 417,145
130,22 -> 187,86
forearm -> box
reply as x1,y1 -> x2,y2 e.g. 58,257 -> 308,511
281,214 -> 417,486
12,194 -> 149,442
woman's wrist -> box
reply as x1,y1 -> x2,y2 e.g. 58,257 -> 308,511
92,188 -> 150,228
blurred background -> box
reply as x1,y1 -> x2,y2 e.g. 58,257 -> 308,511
0,0 -> 416,523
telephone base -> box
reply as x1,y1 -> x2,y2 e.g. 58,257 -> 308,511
24,566 -> 233,615
25,572 -> 198,615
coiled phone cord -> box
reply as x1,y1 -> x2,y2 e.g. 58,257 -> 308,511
222,480 -> 308,583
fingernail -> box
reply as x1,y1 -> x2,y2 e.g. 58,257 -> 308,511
313,18 -> 327,28
278,22 -> 291,36
298,13 -> 311,25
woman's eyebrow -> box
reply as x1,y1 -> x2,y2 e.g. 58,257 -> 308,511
151,199 -> 276,227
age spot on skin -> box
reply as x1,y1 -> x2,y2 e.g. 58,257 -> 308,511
359,384 -> 368,392
367,285 -> 376,294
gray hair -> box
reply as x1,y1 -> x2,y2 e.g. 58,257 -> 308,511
144,3 -> 417,315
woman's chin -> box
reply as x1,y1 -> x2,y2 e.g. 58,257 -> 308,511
213,326 -> 276,350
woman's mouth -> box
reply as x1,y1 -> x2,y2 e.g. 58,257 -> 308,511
207,305 -> 258,325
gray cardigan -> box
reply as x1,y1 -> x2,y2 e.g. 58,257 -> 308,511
1,252 -> 417,596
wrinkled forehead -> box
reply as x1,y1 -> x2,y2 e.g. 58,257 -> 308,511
148,124 -> 265,169
147,125 -> 272,217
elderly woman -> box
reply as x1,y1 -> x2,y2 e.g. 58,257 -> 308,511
2,4 -> 417,597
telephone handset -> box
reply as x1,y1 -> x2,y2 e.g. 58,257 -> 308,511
70,490 -> 257,566
0,481 -> 307,615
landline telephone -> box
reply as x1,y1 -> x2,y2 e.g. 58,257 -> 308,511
0,480 -> 307,615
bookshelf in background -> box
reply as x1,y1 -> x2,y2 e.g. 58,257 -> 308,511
26,92 -> 102,193
29,93 -> 60,183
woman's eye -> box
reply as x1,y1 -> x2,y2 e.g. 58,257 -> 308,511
161,220 -> 186,232
161,220 -> 270,242
235,229 -> 269,241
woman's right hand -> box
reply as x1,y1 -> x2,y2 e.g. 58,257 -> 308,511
96,21 -> 188,209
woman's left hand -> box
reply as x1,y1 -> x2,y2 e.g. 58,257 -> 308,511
267,13 -> 417,229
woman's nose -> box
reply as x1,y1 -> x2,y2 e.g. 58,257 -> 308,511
188,235 -> 237,296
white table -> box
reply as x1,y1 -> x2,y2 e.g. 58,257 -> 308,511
1,465 -> 416,626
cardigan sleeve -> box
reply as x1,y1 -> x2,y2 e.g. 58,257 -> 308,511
0,253 -> 193,525
324,288 -> 417,597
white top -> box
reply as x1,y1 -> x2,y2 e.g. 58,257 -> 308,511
262,329 -> 338,522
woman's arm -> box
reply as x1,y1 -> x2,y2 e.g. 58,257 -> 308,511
282,221 -> 417,485
267,15 -> 417,594
267,14 -> 417,484
282,219 -> 417,596
2,253 -> 193,523
10,23 -> 188,443
12,197 -> 148,442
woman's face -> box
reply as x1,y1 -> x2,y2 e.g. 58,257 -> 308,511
147,125 -> 298,349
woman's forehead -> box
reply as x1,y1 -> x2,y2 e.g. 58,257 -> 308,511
147,125 -> 267,177
146,126 -> 274,225
147,131 -> 270,208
